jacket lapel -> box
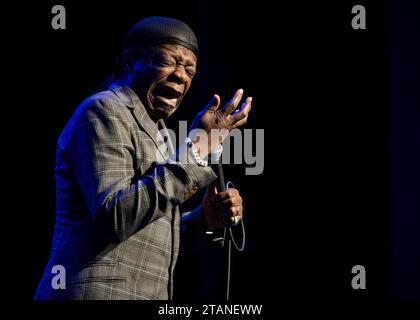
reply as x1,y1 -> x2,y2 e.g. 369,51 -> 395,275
109,82 -> 168,160
157,119 -> 175,155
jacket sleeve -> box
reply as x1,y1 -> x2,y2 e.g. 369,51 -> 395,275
61,94 -> 217,243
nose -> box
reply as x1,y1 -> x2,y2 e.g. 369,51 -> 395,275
171,65 -> 190,84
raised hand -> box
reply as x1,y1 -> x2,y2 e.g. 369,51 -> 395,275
189,89 -> 252,155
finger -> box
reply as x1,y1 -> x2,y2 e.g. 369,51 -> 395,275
226,207 -> 242,226
231,96 -> 252,120
215,199 -> 233,209
229,206 -> 242,217
231,117 -> 247,129
230,97 -> 252,127
230,214 -> 242,226
215,208 -> 234,219
222,89 -> 244,116
214,206 -> 242,225
214,194 -> 242,208
205,94 -> 221,111
214,188 -> 239,201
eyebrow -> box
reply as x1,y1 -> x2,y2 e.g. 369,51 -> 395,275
162,48 -> 196,67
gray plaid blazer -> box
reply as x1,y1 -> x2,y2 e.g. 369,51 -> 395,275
35,82 -> 216,300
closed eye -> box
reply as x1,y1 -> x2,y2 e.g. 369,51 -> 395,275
159,59 -> 174,67
185,66 -> 196,78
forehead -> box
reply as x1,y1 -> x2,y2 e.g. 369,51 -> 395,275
153,44 -> 197,64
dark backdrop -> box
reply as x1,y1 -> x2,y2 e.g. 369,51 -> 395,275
3,0 -> 419,306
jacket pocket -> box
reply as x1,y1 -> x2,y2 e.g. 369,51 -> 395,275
68,276 -> 126,286
69,260 -> 126,285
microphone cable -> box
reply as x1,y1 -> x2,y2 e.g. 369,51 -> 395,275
214,162 -> 246,300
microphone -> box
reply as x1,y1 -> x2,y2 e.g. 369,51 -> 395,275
215,162 -> 226,193
210,145 -> 237,226
209,143 -> 225,192
213,160 -> 238,227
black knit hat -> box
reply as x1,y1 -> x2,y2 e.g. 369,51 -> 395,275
124,16 -> 199,57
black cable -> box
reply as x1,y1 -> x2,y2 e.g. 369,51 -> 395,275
213,162 -> 245,300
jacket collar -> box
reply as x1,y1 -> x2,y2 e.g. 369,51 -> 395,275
109,81 -> 140,109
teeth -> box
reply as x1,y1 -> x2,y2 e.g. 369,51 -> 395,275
156,95 -> 177,106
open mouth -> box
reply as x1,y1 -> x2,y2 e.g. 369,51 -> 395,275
154,85 -> 182,107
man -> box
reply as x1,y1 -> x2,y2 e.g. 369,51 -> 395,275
35,16 -> 252,300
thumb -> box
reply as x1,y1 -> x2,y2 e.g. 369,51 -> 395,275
205,94 -> 221,112
206,180 -> 218,195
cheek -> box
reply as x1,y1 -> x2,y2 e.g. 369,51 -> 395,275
182,81 -> 193,95
132,63 -> 162,86
146,70 -> 169,91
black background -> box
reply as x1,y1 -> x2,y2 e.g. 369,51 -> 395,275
3,0 -> 419,310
